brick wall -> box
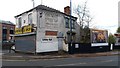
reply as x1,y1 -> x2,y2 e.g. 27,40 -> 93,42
2,24 -> 15,41
0,24 -> 2,46
0,24 -> 2,41
64,6 -> 70,15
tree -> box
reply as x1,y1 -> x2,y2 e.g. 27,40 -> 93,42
117,27 -> 120,33
74,1 -> 92,28
108,33 -> 116,44
80,26 -> 90,43
74,1 -> 92,43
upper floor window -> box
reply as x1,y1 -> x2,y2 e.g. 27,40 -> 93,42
65,17 -> 69,28
18,17 -> 22,28
28,13 -> 32,25
72,20 -> 75,29
65,17 -> 75,29
2,28 -> 7,41
10,27 -> 14,34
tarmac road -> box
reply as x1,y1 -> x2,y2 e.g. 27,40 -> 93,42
2,55 -> 119,67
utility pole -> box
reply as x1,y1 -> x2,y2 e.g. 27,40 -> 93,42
41,0 -> 43,5
31,0 -> 35,8
70,0 -> 73,54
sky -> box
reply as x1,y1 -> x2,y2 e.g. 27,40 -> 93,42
0,0 -> 119,34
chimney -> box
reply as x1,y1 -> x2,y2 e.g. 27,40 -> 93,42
64,6 -> 70,15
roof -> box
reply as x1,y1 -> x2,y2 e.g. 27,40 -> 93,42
0,20 -> 15,25
114,33 -> 120,37
90,28 -> 108,31
15,5 -> 77,19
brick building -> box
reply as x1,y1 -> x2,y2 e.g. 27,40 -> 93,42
0,20 -> 15,49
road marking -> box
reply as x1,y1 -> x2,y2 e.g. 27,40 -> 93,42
100,60 -> 113,63
54,62 -> 87,66
3,60 -> 26,61
54,59 -> 114,66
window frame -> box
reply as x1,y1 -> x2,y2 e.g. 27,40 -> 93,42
18,17 -> 22,28
65,17 -> 69,28
28,13 -> 33,25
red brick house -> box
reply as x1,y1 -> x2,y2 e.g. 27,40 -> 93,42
0,20 -> 15,49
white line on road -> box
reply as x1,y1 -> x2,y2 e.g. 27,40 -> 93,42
54,62 -> 87,66
54,60 -> 114,66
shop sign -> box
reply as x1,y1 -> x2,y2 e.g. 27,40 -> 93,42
15,25 -> 32,34
15,28 -> 22,34
23,25 -> 32,33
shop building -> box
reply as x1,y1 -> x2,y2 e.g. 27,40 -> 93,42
13,5 -> 79,53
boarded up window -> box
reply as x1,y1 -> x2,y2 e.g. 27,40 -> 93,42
45,31 -> 57,36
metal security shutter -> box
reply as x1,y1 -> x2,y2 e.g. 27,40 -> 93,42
15,34 -> 36,53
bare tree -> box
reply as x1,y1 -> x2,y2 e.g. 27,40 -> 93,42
74,1 -> 93,43
75,1 -> 92,28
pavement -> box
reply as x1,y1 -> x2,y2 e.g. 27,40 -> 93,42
1,50 -> 119,60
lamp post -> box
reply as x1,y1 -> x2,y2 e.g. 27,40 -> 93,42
31,0 -> 35,8
41,0 -> 43,5
70,0 -> 73,54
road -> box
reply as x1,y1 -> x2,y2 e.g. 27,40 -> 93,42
2,55 -> 119,67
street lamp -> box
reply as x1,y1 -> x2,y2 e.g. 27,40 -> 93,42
70,0 -> 73,54
31,0 -> 35,8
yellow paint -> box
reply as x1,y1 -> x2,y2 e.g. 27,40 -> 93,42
23,25 -> 32,33
15,28 -> 22,34
15,25 -> 32,34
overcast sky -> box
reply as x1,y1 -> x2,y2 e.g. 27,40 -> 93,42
0,0 -> 119,34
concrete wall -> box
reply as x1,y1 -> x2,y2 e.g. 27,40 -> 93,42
36,9 -> 78,52
36,10 -> 59,53
75,23 -> 80,43
16,9 -> 37,28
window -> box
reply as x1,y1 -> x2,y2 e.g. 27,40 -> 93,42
10,27 -> 14,34
65,17 -> 76,29
67,34 -> 76,43
2,29 -> 7,41
18,17 -> 22,28
10,30 -> 14,34
65,18 -> 69,28
23,20 -> 26,23
72,20 -> 75,29
28,13 -> 32,25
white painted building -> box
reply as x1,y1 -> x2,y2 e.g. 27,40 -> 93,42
13,5 -> 79,53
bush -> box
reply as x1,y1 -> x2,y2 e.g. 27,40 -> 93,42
117,27 -> 120,33
108,34 -> 116,44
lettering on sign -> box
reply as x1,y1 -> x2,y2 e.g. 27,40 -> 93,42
23,25 -> 32,33
45,31 -> 58,36
15,28 -> 22,34
15,25 -> 32,34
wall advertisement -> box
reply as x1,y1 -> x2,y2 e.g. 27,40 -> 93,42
91,29 -> 108,46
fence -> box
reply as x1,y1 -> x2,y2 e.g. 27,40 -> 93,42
68,43 -> 110,54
